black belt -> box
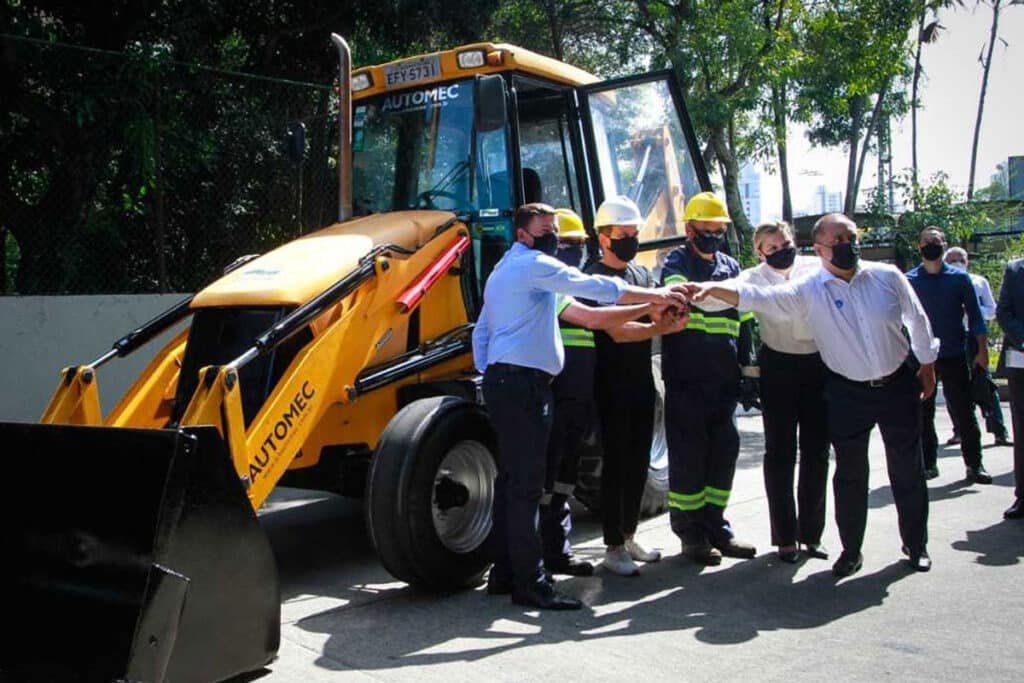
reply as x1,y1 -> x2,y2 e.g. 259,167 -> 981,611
830,362 -> 909,389
487,362 -> 554,384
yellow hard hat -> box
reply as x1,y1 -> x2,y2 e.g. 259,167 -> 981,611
684,192 -> 731,223
555,208 -> 587,241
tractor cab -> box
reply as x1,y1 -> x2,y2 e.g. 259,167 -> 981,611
349,44 -> 711,295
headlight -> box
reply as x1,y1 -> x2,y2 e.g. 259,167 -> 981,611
457,50 -> 485,69
351,72 -> 372,91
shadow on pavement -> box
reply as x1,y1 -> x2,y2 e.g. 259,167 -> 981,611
951,519 -> 1024,567
289,547 -> 914,672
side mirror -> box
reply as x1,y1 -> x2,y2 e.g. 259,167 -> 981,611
474,74 -> 507,133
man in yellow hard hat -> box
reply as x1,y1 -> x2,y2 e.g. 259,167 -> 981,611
659,192 -> 757,565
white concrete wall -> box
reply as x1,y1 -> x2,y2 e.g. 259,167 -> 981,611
0,295 -> 190,422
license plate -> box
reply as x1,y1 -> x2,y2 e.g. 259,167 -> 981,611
384,55 -> 441,88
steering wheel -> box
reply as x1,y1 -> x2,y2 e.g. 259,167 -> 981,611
418,189 -> 464,211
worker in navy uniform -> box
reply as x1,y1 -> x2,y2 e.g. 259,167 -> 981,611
472,202 -> 689,609
539,209 -> 600,577
905,227 -> 990,484
685,213 -> 938,577
659,192 -> 757,566
584,196 -> 689,576
735,221 -> 829,564
997,258 -> 1024,519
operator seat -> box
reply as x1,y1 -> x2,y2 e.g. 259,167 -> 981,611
523,167 -> 543,204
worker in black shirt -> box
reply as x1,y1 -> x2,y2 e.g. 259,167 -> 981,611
585,196 -> 689,576
660,192 -> 757,566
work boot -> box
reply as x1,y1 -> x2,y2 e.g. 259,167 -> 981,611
712,537 -> 757,559
602,546 -> 641,576
546,556 -> 595,577
624,536 -> 662,563
681,542 -> 722,566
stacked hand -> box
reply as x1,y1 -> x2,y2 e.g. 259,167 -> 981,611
655,303 -> 690,335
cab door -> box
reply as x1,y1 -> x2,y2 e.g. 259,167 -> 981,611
575,71 -> 711,263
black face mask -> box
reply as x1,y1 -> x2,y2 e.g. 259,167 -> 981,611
529,232 -> 559,256
693,230 -> 726,254
555,243 -> 584,269
608,235 -> 639,262
829,241 -> 860,270
920,243 -> 944,261
765,246 -> 797,270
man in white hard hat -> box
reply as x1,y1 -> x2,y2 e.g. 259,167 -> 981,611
659,192 -> 757,566
583,195 -> 689,576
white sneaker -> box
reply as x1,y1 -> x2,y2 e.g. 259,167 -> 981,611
624,537 -> 662,563
603,546 -> 640,576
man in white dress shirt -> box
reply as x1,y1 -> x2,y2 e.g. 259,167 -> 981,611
683,213 -> 938,578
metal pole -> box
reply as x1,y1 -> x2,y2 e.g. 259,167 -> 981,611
330,33 -> 353,222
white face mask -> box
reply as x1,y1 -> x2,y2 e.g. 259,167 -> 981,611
948,261 -> 967,272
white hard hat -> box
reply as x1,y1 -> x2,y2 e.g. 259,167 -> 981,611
595,195 -> 643,228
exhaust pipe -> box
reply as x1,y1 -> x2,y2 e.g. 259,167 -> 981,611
331,33 -> 353,222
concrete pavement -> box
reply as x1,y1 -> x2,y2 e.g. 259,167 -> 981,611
254,409 -> 1023,682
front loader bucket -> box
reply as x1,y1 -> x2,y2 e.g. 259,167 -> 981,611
0,423 -> 279,683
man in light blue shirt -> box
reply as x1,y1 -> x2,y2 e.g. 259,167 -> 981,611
474,202 -> 687,610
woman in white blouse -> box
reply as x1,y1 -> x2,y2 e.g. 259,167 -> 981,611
738,222 -> 830,564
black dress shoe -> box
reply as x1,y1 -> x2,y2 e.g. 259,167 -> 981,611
995,435 -> 1013,447
803,543 -> 829,560
546,557 -> 595,577
945,434 -> 961,446
511,580 -> 583,610
778,547 -> 800,564
832,552 -> 863,578
1005,499 -> 1024,519
966,466 -> 993,485
924,466 -> 939,480
902,546 -> 932,572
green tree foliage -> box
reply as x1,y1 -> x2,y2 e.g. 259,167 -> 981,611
794,0 -> 918,214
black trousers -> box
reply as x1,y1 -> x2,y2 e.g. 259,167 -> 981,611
482,365 -> 553,589
759,346 -> 829,547
596,379 -> 655,546
539,393 -> 596,563
824,366 -> 929,556
1009,369 -> 1024,500
922,356 -> 982,470
665,376 -> 740,545
949,337 -> 1008,439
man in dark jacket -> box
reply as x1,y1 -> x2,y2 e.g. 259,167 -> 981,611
997,258 -> 1024,519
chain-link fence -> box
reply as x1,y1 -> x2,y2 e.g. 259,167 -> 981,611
1,34 -> 340,295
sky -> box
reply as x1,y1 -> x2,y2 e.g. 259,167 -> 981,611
753,4 -> 1024,221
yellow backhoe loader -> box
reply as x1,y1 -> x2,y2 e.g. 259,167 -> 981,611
0,34 -> 711,682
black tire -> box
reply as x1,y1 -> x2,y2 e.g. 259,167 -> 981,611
574,354 -> 669,518
366,396 -> 497,592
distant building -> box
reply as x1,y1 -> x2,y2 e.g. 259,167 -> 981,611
739,162 -> 761,225
808,184 -> 843,216
1010,156 -> 1024,200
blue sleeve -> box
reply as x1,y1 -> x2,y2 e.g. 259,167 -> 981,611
961,273 -> 987,337
998,262 -> 1024,350
528,254 -> 626,304
661,248 -> 687,285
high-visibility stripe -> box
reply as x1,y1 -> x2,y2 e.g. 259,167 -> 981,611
664,274 -> 688,284
556,295 -> 573,316
704,485 -> 731,508
739,311 -> 755,323
685,312 -> 741,337
540,492 -> 553,506
561,327 -> 595,348
668,490 -> 705,511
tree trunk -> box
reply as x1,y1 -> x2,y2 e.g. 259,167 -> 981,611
844,96 -> 864,214
853,80 -> 890,213
711,124 -> 752,256
968,0 -> 1002,201
543,1 -> 564,60
771,83 -> 793,223
911,9 -> 926,194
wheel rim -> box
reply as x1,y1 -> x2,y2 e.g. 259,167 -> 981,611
432,439 -> 496,554
650,355 -> 669,477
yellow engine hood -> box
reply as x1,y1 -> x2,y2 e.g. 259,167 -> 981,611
191,210 -> 455,308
